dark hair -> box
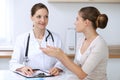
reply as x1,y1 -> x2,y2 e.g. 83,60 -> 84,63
31,3 -> 49,16
79,6 -> 108,29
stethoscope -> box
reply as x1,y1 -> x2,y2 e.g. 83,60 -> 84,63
23,29 -> 54,65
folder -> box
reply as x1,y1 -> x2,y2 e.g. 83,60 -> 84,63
14,69 -> 53,78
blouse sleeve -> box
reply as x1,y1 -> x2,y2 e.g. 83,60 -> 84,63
82,39 -> 108,74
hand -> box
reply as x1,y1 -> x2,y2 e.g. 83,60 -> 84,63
49,67 -> 62,76
40,46 -> 63,58
16,66 -> 34,76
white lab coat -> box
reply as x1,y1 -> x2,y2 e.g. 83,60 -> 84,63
9,29 -> 64,71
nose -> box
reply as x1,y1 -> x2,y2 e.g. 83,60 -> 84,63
74,21 -> 77,26
41,17 -> 45,22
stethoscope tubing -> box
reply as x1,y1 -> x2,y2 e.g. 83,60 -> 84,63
24,29 -> 54,64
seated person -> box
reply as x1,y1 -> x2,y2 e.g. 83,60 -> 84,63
9,3 -> 64,76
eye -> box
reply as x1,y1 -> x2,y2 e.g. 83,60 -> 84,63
37,15 -> 41,18
45,15 -> 48,18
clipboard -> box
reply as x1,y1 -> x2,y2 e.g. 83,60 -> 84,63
14,69 -> 53,78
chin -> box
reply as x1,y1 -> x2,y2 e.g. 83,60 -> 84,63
38,26 -> 46,29
76,30 -> 82,33
75,29 -> 79,32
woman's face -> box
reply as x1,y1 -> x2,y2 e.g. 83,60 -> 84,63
31,8 -> 48,30
74,13 -> 86,32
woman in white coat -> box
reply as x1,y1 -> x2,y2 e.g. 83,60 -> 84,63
9,3 -> 63,76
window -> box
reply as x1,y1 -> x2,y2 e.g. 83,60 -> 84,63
0,0 -> 13,48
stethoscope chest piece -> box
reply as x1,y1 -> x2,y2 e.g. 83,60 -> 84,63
23,56 -> 29,65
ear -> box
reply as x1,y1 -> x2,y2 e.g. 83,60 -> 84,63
85,19 -> 91,26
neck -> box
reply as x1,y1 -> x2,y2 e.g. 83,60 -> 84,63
33,27 -> 45,39
84,29 -> 98,41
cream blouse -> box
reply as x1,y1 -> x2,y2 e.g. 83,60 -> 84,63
74,35 -> 109,80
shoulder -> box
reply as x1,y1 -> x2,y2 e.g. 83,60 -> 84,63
16,31 -> 31,41
95,36 -> 108,47
92,35 -> 109,54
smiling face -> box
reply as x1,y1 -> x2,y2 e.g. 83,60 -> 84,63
31,8 -> 48,30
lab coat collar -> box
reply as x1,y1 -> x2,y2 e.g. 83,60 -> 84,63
29,29 -> 49,47
29,29 -> 49,40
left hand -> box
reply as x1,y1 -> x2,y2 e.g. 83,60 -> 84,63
49,67 -> 62,76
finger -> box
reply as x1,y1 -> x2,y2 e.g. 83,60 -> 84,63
50,70 -> 59,76
46,45 -> 55,49
22,67 -> 34,76
21,69 -> 30,75
23,69 -> 33,76
49,68 -> 59,75
24,70 -> 30,75
26,71 -> 33,76
21,70 -> 27,75
40,47 -> 48,53
53,71 -> 59,76
27,67 -> 34,73
49,68 -> 53,73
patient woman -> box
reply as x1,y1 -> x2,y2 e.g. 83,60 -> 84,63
41,6 -> 109,80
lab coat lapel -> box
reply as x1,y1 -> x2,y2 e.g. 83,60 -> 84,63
40,29 -> 48,48
30,30 -> 39,48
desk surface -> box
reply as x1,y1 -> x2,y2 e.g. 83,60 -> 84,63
0,70 -> 79,80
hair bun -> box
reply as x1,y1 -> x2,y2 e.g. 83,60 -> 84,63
96,14 -> 108,29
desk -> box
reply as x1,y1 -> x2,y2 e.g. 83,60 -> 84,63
0,70 -> 79,80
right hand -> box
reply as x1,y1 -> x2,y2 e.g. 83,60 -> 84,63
40,45 -> 64,58
16,66 -> 34,76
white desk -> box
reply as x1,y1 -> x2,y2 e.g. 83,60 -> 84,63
0,70 -> 79,80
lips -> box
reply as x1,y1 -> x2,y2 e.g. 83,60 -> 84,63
37,23 -> 46,28
38,23 -> 45,26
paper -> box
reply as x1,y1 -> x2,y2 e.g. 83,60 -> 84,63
14,69 -> 53,78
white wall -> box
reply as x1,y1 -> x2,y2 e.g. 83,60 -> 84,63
13,0 -> 120,46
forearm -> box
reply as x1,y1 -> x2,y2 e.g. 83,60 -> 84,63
56,53 -> 87,79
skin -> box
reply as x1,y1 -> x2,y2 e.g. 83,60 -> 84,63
31,8 -> 48,39
40,12 -> 98,79
16,8 -> 62,76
